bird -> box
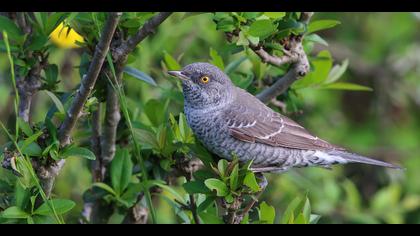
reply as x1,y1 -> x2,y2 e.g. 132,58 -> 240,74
168,62 -> 402,174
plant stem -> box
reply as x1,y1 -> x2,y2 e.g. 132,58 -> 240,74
2,31 -> 19,139
112,12 -> 173,62
58,12 -> 121,147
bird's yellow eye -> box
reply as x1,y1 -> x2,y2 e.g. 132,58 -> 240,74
200,76 -> 210,84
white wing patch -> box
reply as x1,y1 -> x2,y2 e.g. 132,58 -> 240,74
259,118 -> 284,140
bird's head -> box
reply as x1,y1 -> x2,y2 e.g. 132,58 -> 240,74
168,62 -> 234,109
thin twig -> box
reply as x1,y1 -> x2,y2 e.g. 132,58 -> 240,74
112,12 -> 173,62
58,12 -> 121,147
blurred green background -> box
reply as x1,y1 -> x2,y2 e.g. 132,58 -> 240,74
1,12 -> 420,223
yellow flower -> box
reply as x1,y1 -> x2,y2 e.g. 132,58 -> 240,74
49,22 -> 84,49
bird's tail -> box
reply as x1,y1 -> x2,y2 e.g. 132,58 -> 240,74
327,150 -> 403,169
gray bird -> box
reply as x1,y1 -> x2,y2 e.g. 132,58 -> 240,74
168,62 -> 401,173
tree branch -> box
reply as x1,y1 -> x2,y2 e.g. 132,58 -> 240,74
100,68 -> 123,167
256,66 -> 298,103
35,13 -> 121,198
112,12 -> 172,62
16,12 -> 31,35
254,12 -> 313,104
99,12 -> 173,169
123,201 -> 148,224
16,58 -> 43,122
58,12 -> 121,147
91,103 -> 103,182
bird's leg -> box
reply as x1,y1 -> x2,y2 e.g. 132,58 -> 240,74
233,173 -> 268,224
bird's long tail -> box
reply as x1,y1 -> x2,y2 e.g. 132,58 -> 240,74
327,150 -> 403,169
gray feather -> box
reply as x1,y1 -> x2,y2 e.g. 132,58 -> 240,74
328,150 -> 402,169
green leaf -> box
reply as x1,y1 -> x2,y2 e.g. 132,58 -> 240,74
107,210 -> 125,224
123,66 -> 157,86
147,180 -> 186,205
43,90 -> 65,114
27,34 -> 48,51
281,196 -> 302,224
17,117 -> 33,136
229,164 -> 239,191
371,184 -> 401,213
197,197 -> 216,213
276,18 -> 305,35
121,18 -> 142,28
92,182 -> 117,196
0,16 -> 23,42
33,12 -> 47,33
264,12 -> 286,19
46,12 -> 68,35
304,33 -> 329,46
217,159 -> 229,177
325,59 -> 349,84
18,140 -> 42,157
230,73 -> 254,89
236,31 -> 249,46
204,178 -> 229,197
14,182 -> 30,210
163,51 -> 181,70
0,206 -> 29,219
307,20 -> 341,34
144,99 -> 169,127
183,180 -> 211,195
120,183 -> 143,207
111,148 -> 133,196
214,15 -> 235,32
247,35 -> 260,45
302,198 -> 311,223
44,64 -> 59,85
20,131 -> 43,152
259,201 -> 276,224
134,128 -> 159,149
225,56 -> 247,75
242,12 -> 263,19
209,48 -> 224,70
294,213 -> 307,224
199,211 -> 224,224
27,216 -> 34,224
60,146 -> 96,160
178,112 -> 192,142
243,172 -> 260,192
45,118 -> 58,144
343,179 -> 362,210
319,82 -> 373,91
34,199 -> 75,216
248,19 -> 276,40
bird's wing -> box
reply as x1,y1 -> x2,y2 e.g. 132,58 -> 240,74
224,89 -> 345,151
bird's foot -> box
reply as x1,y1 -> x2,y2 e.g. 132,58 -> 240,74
255,172 -> 268,190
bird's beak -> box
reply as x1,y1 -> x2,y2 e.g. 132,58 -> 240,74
168,70 -> 190,81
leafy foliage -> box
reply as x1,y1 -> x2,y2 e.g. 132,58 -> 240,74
0,12 -> 415,224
